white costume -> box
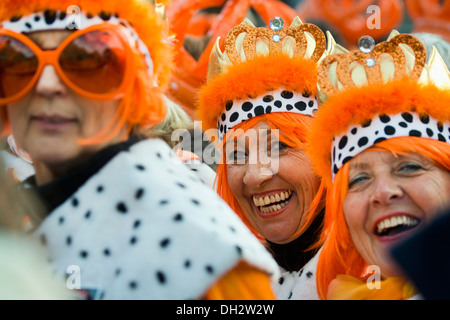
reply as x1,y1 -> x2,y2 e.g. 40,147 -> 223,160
29,138 -> 279,299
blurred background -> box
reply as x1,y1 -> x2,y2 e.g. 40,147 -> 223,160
156,0 -> 449,118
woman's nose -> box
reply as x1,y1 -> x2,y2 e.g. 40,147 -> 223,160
370,175 -> 404,206
35,65 -> 67,98
242,163 -> 274,188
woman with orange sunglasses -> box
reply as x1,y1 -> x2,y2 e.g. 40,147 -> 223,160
0,0 -> 279,300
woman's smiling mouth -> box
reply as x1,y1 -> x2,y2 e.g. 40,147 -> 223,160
373,213 -> 421,241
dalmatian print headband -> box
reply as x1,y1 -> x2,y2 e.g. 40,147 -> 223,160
331,112 -> 450,179
0,10 -> 153,76
217,88 -> 318,142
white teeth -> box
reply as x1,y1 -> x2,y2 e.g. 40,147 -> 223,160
259,200 -> 289,213
252,190 -> 293,211
376,215 -> 419,235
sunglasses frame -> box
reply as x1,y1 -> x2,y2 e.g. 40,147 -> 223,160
0,23 -> 137,105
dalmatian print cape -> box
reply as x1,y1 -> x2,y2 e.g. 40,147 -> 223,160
273,249 -> 320,300
31,138 -> 279,299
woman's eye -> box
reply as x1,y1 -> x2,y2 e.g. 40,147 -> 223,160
270,141 -> 289,154
277,141 -> 289,151
227,150 -> 247,162
398,163 -> 423,173
348,174 -> 369,188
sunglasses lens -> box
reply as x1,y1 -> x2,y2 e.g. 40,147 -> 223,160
60,30 -> 127,94
0,35 -> 38,100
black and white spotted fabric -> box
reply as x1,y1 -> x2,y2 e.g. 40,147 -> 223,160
31,139 -> 278,300
273,249 -> 320,300
217,89 -> 318,142
331,112 -> 450,180
182,160 -> 217,190
0,10 -> 154,76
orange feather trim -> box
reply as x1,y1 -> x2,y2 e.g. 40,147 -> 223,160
308,79 -> 450,186
197,54 -> 318,131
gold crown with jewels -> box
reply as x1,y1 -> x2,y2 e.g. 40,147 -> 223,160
317,30 -> 450,100
207,16 -> 329,81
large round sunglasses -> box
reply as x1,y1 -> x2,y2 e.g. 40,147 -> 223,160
0,23 -> 139,104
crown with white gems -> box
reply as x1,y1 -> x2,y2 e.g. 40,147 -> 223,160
199,16 -> 329,142
207,16 -> 326,81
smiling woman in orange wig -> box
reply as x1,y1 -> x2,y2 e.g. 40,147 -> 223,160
198,16 -> 333,299
308,32 -> 450,300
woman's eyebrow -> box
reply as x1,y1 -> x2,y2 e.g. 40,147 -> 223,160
349,161 -> 371,171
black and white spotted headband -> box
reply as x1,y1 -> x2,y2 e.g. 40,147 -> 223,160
331,112 -> 450,179
217,89 -> 318,142
0,10 -> 153,76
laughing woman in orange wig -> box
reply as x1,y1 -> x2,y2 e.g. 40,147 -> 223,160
308,32 -> 450,300
198,17 -> 334,299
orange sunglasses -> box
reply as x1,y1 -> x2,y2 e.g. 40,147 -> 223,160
0,23 -> 139,105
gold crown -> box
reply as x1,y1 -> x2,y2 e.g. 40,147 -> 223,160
206,16 -> 328,81
317,30 -> 450,100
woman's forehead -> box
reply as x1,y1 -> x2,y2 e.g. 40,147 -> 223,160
226,126 -> 280,145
